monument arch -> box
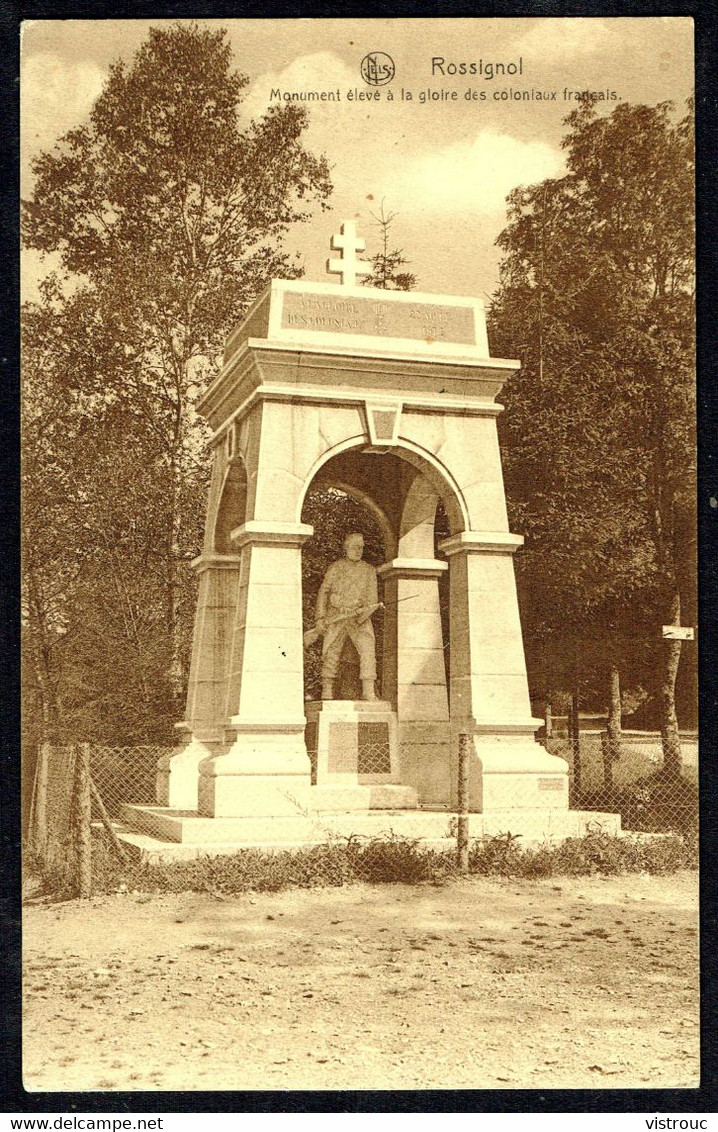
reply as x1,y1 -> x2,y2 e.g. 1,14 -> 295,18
133,220 -> 621,852
298,435 -> 470,541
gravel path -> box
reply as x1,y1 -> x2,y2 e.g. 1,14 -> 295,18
23,870 -> 699,1092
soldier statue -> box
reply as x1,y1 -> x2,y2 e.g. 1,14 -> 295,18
314,532 -> 380,701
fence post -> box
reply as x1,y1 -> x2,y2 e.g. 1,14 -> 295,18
74,744 -> 92,899
571,684 -> 582,797
29,740 -> 50,856
457,732 -> 470,874
601,731 -> 619,792
603,664 -> 622,792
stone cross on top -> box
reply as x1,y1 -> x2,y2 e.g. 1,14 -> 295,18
326,220 -> 371,287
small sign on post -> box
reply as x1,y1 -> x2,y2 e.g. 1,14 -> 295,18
662,625 -> 695,640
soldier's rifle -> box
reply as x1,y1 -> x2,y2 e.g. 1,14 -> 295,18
303,593 -> 419,649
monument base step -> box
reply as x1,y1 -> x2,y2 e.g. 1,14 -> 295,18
309,784 -> 419,810
115,804 -> 622,860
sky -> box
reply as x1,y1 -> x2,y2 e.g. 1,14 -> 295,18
21,17 -> 693,303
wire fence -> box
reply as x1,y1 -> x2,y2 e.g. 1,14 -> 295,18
547,731 -> 698,835
26,743 -> 165,897
90,744 -> 163,816
25,729 -> 698,899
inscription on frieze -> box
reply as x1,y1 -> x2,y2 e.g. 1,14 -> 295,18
280,290 -> 476,346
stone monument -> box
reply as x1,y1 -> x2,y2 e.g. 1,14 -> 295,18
116,218 -> 620,855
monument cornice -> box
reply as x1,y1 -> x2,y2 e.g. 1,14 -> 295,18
224,719 -> 309,734
377,558 -> 449,579
200,341 -> 514,437
468,719 -> 546,735
209,336 -> 518,394
230,520 -> 314,549
246,337 -> 518,370
246,341 -> 517,378
439,531 -> 525,556
190,552 -> 242,574
198,347 -> 262,430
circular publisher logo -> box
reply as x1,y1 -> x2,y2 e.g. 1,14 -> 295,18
360,52 -> 395,86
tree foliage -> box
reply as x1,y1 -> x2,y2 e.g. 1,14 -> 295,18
25,24 -> 331,325
490,99 -> 695,757
22,23 -> 332,744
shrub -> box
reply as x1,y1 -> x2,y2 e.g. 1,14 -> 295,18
345,834 -> 457,884
468,832 -> 525,876
529,829 -> 696,876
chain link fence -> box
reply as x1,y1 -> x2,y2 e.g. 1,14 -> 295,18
26,743 -> 166,897
545,730 -> 698,835
90,744 -> 164,816
25,730 -> 698,899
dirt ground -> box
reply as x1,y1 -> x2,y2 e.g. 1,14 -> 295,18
23,871 -> 699,1092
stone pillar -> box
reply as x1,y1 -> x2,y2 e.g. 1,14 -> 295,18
157,553 -> 240,809
197,521 -> 314,818
378,558 -> 451,804
440,532 -> 569,812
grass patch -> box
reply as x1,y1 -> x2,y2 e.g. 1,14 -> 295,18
24,848 -> 82,902
71,826 -> 698,899
476,829 -> 698,878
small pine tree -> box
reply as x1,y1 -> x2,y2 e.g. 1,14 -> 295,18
361,203 -> 417,291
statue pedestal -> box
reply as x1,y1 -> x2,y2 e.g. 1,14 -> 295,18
305,700 -> 399,784
304,700 -> 418,810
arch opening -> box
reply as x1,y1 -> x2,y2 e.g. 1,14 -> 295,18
300,446 -> 459,706
296,438 -> 469,538
213,458 -> 248,553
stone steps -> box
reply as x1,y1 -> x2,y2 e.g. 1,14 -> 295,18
114,804 -> 622,862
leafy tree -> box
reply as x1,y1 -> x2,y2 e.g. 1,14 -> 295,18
490,99 -> 695,772
22,22 -> 332,742
22,299 -> 84,746
22,287 -> 207,744
361,203 -> 417,291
